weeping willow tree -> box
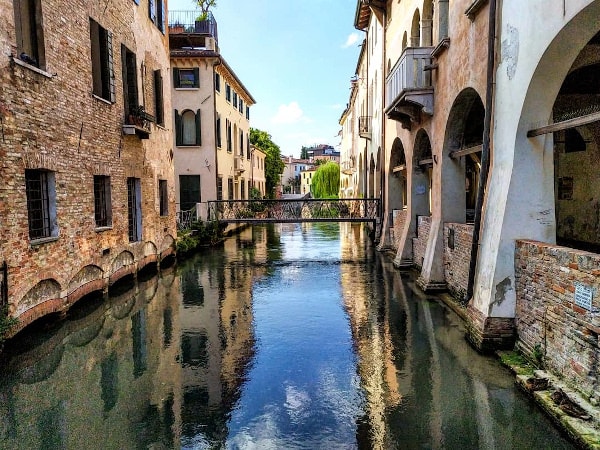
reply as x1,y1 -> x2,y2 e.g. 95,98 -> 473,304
311,161 -> 340,198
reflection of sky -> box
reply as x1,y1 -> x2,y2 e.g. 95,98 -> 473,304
226,225 -> 363,449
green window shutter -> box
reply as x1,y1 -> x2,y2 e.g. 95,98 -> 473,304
193,68 -> 200,88
174,110 -> 182,146
195,109 -> 202,146
173,68 -> 180,88
105,31 -> 116,103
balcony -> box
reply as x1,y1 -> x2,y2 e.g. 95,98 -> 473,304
168,11 -> 218,49
123,105 -> 154,139
234,156 -> 245,176
341,157 -> 357,175
385,47 -> 434,129
358,116 -> 372,140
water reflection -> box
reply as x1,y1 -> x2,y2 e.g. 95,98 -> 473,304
0,224 -> 575,449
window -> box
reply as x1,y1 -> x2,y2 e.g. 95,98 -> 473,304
25,169 -> 57,240
217,176 -> 223,200
153,70 -> 164,126
174,109 -> 201,146
148,0 -> 165,31
240,178 -> 245,200
239,130 -> 244,156
127,177 -> 142,242
215,73 -> 221,92
159,179 -> 168,216
227,178 -> 234,200
239,98 -> 244,114
179,175 -> 200,211
13,0 -> 46,69
216,114 -> 222,148
226,119 -> 232,152
90,19 -> 115,102
246,136 -> 250,159
94,175 -> 112,228
233,92 -> 238,108
173,68 -> 199,88
225,83 -> 231,102
121,45 -> 138,116
246,106 -> 250,120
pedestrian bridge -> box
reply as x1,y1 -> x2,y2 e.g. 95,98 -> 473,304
206,198 -> 381,224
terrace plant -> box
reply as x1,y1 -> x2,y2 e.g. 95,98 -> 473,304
194,0 -> 216,21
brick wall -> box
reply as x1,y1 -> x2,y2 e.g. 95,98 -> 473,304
412,215 -> 431,269
515,240 -> 600,400
0,0 -> 176,333
443,223 -> 473,302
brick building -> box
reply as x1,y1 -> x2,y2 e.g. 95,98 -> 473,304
0,0 -> 176,336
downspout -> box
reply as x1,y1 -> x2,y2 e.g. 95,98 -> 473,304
466,0 -> 497,302
213,56 -> 222,219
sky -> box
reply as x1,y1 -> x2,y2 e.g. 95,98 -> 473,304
168,0 -> 363,158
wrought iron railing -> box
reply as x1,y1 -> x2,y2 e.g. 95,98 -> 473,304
176,206 -> 197,230
168,11 -> 218,40
208,198 -> 380,223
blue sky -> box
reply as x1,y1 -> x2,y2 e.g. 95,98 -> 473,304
168,0 -> 363,157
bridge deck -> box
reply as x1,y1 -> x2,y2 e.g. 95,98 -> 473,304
207,198 -> 380,224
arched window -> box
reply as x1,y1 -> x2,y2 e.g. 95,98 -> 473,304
174,109 -> 201,146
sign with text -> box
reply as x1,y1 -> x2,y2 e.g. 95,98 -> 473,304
574,283 -> 594,311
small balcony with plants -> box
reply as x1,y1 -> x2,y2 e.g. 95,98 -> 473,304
168,10 -> 218,50
385,46 -> 435,129
123,105 -> 154,139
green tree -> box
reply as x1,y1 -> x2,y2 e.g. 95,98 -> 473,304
311,161 -> 340,198
250,128 -> 285,198
194,0 -> 216,20
300,146 -> 309,159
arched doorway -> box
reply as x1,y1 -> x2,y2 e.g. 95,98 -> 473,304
389,138 -> 407,212
411,9 -> 421,47
369,154 -> 375,198
376,147 -> 382,199
422,0 -> 434,47
413,129 -> 433,217
441,88 -> 485,224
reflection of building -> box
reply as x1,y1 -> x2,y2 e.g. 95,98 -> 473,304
343,0 -> 600,394
1,0 -> 176,336
170,12 -> 256,221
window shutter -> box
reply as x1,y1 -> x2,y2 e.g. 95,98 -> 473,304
173,68 -> 180,88
149,0 -> 155,22
174,110 -> 182,146
121,44 -> 129,115
159,0 -> 166,33
195,109 -> 202,146
193,68 -> 200,88
106,31 -> 116,103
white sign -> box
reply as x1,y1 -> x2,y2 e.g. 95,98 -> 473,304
575,283 -> 594,311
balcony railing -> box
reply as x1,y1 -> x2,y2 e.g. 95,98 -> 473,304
359,116 -> 372,139
385,47 -> 434,123
123,105 -> 154,139
168,11 -> 218,40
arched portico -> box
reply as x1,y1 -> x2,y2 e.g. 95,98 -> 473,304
418,88 -> 485,292
471,0 -> 600,351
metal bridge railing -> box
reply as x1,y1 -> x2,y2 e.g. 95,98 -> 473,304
208,198 -> 380,223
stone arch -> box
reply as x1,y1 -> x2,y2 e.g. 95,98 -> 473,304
18,279 -> 61,315
358,153 -> 364,197
389,138 -> 407,211
441,87 -> 485,224
110,250 -> 135,285
422,0 -> 434,46
402,31 -> 408,51
160,234 -> 176,259
67,265 -> 104,304
411,9 -> 421,47
413,129 -> 433,216
375,147 -> 382,199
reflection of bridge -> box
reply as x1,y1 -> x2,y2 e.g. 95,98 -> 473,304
208,198 -> 381,224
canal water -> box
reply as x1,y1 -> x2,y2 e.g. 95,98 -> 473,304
0,223 -> 575,449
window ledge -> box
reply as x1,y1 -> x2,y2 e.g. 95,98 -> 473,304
95,226 -> 113,233
12,57 -> 55,78
465,0 -> 489,21
91,94 -> 113,105
30,235 -> 60,246
431,37 -> 451,59
176,145 -> 201,149
175,87 -> 199,91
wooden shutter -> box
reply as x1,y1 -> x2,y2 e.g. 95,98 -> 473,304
195,109 -> 202,146
174,110 -> 182,146
149,0 -> 156,24
154,70 -> 164,125
172,68 -> 180,88
121,44 -> 129,115
106,31 -> 115,103
193,68 -> 200,88
159,0 -> 166,33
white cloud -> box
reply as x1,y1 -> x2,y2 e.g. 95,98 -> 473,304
271,102 -> 309,124
342,33 -> 359,49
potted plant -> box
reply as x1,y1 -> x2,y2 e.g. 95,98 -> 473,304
194,0 -> 216,31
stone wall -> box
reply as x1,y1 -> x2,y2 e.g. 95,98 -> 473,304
390,209 -> 408,252
412,215 -> 431,269
444,223 -> 473,302
515,240 -> 600,400
0,0 -> 176,335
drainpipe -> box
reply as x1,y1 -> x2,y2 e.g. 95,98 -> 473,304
466,0 -> 497,303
